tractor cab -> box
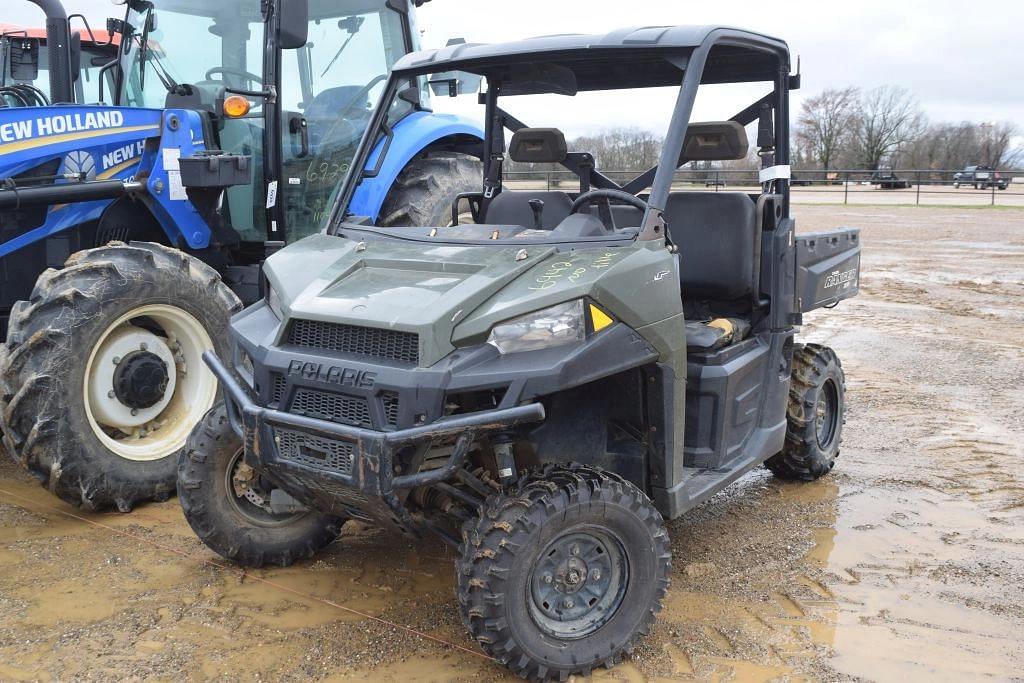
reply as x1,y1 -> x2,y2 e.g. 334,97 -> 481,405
110,0 -> 428,248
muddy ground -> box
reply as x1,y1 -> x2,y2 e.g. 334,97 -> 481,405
1,205 -> 1023,681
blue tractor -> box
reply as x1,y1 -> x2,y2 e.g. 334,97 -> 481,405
0,0 -> 483,511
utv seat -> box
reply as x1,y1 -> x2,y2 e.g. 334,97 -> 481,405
663,191 -> 759,350
684,318 -> 752,351
483,127 -> 576,229
484,191 -> 574,229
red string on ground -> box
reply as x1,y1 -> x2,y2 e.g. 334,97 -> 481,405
0,486 -> 494,663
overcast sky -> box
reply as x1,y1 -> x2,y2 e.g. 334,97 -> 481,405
7,0 -> 1022,141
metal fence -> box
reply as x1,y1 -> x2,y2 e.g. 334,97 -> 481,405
504,169 -> 1024,207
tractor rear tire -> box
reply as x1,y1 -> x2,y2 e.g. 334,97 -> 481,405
766,343 -> 846,481
178,403 -> 344,568
457,464 -> 671,680
378,152 -> 482,227
0,242 -> 241,511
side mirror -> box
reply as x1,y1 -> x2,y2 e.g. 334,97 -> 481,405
70,32 -> 81,82
278,0 -> 308,50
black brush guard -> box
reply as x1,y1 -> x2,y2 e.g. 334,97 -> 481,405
204,352 -> 545,534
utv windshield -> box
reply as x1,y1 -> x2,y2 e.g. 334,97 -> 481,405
330,47 -> 775,247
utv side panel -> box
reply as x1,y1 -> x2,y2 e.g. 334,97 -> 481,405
684,338 -> 770,468
795,229 -> 861,312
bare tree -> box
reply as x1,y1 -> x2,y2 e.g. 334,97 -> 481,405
572,128 -> 663,172
979,122 -> 1019,167
852,86 -> 926,170
795,87 -> 858,171
901,120 -> 1021,171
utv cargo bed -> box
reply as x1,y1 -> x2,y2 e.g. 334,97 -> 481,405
795,228 -> 861,312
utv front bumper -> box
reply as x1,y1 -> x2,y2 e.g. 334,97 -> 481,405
204,351 -> 545,533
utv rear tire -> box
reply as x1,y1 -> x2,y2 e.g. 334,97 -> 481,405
178,404 -> 344,568
766,343 -> 846,481
0,242 -> 241,511
378,152 -> 482,227
457,464 -> 671,681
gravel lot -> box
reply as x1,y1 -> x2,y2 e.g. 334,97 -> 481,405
1,205 -> 1022,681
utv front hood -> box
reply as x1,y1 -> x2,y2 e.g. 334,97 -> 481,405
263,234 -> 556,366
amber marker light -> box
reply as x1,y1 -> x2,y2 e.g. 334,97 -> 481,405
223,95 -> 251,118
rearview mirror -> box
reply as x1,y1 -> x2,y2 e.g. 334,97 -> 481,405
427,71 -> 482,97
278,0 -> 308,50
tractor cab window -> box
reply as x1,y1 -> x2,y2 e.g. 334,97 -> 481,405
278,1 -> 410,241
0,34 -> 116,105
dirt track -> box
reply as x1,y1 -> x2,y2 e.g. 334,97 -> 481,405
1,205 -> 1023,681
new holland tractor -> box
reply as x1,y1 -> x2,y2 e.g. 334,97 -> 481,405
0,0 -> 483,511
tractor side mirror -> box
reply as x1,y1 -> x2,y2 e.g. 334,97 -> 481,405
278,0 -> 308,50
69,32 -> 81,82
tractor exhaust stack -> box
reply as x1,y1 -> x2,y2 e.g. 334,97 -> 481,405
26,0 -> 74,104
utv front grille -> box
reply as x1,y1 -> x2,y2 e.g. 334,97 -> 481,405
274,427 -> 355,475
289,388 -> 371,427
271,374 -> 288,406
287,319 -> 419,365
382,392 -> 400,428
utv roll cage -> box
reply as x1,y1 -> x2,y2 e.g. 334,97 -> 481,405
329,26 -> 797,235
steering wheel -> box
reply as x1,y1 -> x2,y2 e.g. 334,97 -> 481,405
203,66 -> 263,91
334,74 -> 388,123
570,189 -> 648,231
315,74 -> 388,154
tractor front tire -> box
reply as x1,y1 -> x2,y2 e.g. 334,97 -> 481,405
766,343 -> 846,481
458,464 -> 671,680
0,242 -> 241,511
378,152 -> 482,227
177,403 -> 344,568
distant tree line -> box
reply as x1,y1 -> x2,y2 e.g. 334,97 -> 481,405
793,85 -> 1020,172
506,87 -> 1020,176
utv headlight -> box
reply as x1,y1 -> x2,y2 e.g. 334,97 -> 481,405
235,347 -> 255,388
487,300 -> 586,355
267,285 -> 285,320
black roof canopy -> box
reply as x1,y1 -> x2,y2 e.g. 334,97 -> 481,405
393,25 -> 790,89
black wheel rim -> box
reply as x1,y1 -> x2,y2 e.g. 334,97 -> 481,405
815,379 -> 840,450
527,526 -> 628,639
224,449 -> 307,528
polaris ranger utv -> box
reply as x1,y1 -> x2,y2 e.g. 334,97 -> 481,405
179,26 -> 860,680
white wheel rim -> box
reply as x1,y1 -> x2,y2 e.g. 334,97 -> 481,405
83,304 -> 217,462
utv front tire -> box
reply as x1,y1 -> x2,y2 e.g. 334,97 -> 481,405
458,464 -> 671,680
766,343 -> 846,481
378,152 -> 482,227
0,242 -> 241,511
177,404 -> 344,568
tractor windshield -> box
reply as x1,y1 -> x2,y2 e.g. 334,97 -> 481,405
119,0 -> 266,108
